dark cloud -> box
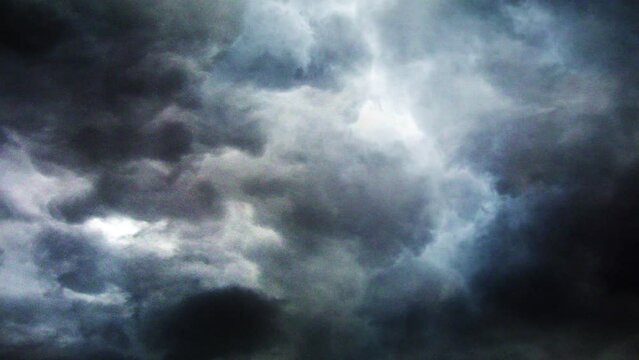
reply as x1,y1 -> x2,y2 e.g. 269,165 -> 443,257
0,199 -> 11,220
121,261 -> 195,304
0,0 -> 369,225
0,348 -> 139,360
438,0 -> 639,356
65,118 -> 194,165
51,165 -> 222,222
0,296 -> 138,360
144,287 -> 282,360
0,0 -> 258,222
462,110 -> 635,195
33,228 -> 111,294
467,160 -> 639,327
246,147 -> 432,265
359,261 -> 477,359
0,0 -> 368,172
0,0 -> 74,57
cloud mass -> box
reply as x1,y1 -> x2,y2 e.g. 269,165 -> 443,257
1,0 -> 639,359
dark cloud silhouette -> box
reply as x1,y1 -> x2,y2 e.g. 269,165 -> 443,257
0,0 -> 74,57
464,155 -> 639,335
145,287 -> 282,360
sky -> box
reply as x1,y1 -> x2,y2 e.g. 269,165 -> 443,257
1,0 -> 639,359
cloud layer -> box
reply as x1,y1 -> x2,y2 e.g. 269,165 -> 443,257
1,0 -> 639,359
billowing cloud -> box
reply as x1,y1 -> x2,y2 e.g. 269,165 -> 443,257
1,0 -> 639,359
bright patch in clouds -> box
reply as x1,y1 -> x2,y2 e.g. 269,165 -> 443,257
84,216 -> 176,256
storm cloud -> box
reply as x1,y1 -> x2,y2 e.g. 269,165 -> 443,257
1,0 -> 639,359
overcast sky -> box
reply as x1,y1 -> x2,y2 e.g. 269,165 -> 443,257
1,0 -> 639,359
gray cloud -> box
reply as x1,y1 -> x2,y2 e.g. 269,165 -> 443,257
33,228 -> 111,294
2,0 -> 639,359
246,147 -> 432,265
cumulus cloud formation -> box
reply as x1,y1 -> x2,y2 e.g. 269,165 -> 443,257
1,0 -> 639,359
